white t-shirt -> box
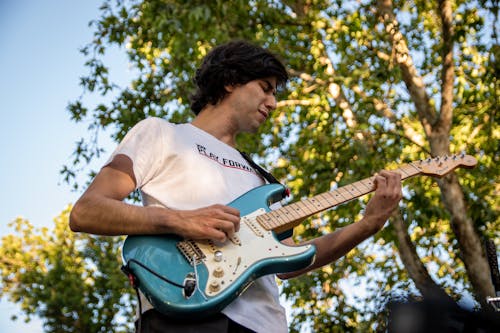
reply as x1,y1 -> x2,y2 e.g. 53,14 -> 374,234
109,117 -> 288,333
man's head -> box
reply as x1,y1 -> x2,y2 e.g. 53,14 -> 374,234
190,40 -> 288,115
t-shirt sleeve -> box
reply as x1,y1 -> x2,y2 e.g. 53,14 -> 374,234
106,117 -> 169,189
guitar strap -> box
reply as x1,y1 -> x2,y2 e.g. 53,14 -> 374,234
238,150 -> 290,198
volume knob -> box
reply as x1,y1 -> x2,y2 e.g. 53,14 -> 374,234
214,250 -> 223,262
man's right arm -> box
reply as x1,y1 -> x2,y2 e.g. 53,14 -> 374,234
69,154 -> 240,242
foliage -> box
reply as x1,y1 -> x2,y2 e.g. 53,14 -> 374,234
0,207 -> 135,333
58,0 -> 499,331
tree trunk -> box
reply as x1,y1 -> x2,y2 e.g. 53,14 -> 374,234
436,172 -> 495,304
377,0 -> 495,305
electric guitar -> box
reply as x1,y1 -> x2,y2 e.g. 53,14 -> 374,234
121,154 -> 477,318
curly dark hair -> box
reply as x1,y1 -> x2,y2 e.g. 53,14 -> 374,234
190,40 -> 289,115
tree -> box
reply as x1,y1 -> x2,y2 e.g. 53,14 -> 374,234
63,0 -> 499,331
0,207 -> 135,333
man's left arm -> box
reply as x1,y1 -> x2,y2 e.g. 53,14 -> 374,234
277,170 -> 402,280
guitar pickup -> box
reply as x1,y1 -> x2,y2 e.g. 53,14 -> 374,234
177,240 -> 206,264
228,234 -> 241,246
244,218 -> 264,238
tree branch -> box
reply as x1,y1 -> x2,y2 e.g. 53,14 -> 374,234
392,211 -> 452,300
437,0 -> 454,134
376,0 -> 438,137
350,84 -> 426,147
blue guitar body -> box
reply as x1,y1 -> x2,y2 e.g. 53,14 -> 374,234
121,184 -> 316,318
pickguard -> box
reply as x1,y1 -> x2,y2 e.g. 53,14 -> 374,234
192,208 -> 312,296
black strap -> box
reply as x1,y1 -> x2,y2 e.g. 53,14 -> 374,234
239,151 -> 289,197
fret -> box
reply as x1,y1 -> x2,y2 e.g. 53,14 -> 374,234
298,198 -> 319,217
331,188 -> 348,202
295,200 -> 315,215
268,209 -> 285,223
317,192 -> 336,207
356,178 -> 375,192
323,191 -> 341,206
397,165 -> 412,179
310,195 -> 325,210
335,187 -> 355,202
317,195 -> 332,208
301,198 -> 320,213
292,201 -> 314,218
255,214 -> 273,230
263,210 -> 283,228
402,163 -> 421,178
331,188 -> 348,205
300,197 -> 320,217
256,213 -> 271,223
345,182 -> 365,197
336,188 -> 354,203
280,205 -> 301,220
308,197 -> 324,210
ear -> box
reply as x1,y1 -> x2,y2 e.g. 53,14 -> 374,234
224,84 -> 235,93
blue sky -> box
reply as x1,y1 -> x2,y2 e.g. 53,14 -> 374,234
0,1 -> 130,331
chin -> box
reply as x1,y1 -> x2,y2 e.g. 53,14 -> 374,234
243,125 -> 260,134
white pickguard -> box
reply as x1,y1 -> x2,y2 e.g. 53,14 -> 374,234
194,208 -> 313,296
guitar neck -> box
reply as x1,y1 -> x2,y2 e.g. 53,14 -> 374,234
256,162 -> 424,234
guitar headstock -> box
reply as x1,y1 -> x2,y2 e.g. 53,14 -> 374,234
411,153 -> 477,177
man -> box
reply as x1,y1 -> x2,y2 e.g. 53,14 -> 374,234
70,40 -> 402,332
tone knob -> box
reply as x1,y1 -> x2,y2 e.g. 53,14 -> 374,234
209,281 -> 220,292
213,267 -> 224,278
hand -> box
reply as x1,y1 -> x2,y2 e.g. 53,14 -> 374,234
168,204 -> 241,242
363,170 -> 402,233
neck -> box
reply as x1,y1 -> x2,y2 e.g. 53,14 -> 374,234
191,105 -> 239,147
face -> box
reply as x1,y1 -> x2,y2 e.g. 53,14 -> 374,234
225,77 -> 278,133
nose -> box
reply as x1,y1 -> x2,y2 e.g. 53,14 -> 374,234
265,95 -> 277,111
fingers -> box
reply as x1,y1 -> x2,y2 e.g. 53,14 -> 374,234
371,170 -> 403,215
180,204 -> 241,243
211,204 -> 241,233
362,170 -> 403,233
374,170 -> 402,201
210,220 -> 238,243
